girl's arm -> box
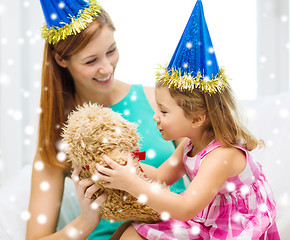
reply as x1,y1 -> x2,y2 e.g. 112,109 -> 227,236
96,146 -> 246,221
26,150 -> 106,240
138,138 -> 188,184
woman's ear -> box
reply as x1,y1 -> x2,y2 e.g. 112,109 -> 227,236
192,114 -> 206,128
54,52 -> 67,68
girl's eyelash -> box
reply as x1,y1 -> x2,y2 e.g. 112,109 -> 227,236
107,48 -> 116,54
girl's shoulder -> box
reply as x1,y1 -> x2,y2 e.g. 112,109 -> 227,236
200,142 -> 247,178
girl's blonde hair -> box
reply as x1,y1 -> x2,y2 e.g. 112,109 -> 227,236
157,82 -> 263,151
38,9 -> 115,168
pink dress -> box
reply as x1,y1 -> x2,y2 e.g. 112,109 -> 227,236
133,140 -> 280,239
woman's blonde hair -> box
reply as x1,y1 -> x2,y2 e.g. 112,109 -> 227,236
38,9 -> 115,168
157,82 -> 263,151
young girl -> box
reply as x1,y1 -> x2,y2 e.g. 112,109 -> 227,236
95,1 -> 280,239
26,0 -> 185,239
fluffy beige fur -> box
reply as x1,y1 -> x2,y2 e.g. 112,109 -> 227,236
62,103 -> 165,223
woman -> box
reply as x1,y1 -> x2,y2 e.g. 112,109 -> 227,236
26,0 -> 185,239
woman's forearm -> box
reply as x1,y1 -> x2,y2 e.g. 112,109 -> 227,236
29,215 -> 100,240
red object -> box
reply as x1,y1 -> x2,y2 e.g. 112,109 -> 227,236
132,149 -> 147,178
82,164 -> 90,170
132,149 -> 146,161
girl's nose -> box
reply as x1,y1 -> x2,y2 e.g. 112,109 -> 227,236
153,113 -> 160,123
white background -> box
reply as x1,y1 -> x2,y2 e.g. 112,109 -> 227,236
0,0 -> 289,185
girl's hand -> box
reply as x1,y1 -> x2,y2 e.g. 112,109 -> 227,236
95,154 -> 138,192
71,166 -> 107,225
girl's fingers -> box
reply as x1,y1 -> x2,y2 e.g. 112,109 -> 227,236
96,163 -> 114,176
96,172 -> 111,183
102,155 -> 119,169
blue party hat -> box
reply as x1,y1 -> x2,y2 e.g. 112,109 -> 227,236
40,0 -> 102,44
157,0 -> 228,94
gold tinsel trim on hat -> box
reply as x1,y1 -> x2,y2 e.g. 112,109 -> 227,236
41,0 -> 102,44
156,65 -> 229,94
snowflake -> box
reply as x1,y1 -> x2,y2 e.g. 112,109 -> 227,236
191,226 -> 200,235
0,4 -> 6,16
115,127 -> 122,134
160,211 -> 170,221
123,109 -> 130,116
24,125 -> 34,136
259,204 -> 268,212
260,56 -> 267,63
246,108 -> 257,120
37,214 -> 47,224
91,174 -> 99,181
23,1 -> 30,8
57,151 -> 66,162
280,15 -> 288,22
11,110 -> 22,120
66,227 -> 78,238
272,128 -> 279,135
169,158 -> 178,166
183,63 -> 189,69
72,175 -> 79,182
23,90 -> 30,98
279,192 -> 290,207
0,72 -> 10,86
203,76 -> 210,82
40,181 -> 50,191
147,149 -> 156,159
208,47 -> 214,53
18,38 -> 25,45
102,138 -> 108,144
91,202 -> 99,210
7,59 -> 14,66
50,13 -> 58,20
269,73 -> 276,79
21,210 -> 31,221
59,2 -> 65,9
129,166 -> 136,174
267,140 -> 274,147
186,42 -> 193,49
131,94 -> 137,101
24,139 -> 31,146
279,108 -> 289,118
207,60 -> 212,66
232,213 -> 244,223
9,195 -> 16,203
226,182 -> 236,192
240,185 -> 250,195
150,182 -> 162,193
138,194 -> 148,204
34,161 -> 44,171
56,140 -> 68,151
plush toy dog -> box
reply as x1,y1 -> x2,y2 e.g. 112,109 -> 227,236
62,103 -> 165,223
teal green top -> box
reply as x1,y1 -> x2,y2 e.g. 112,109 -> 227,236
88,85 -> 186,240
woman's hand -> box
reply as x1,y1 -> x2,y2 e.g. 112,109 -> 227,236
71,166 -> 107,225
95,155 -> 138,192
